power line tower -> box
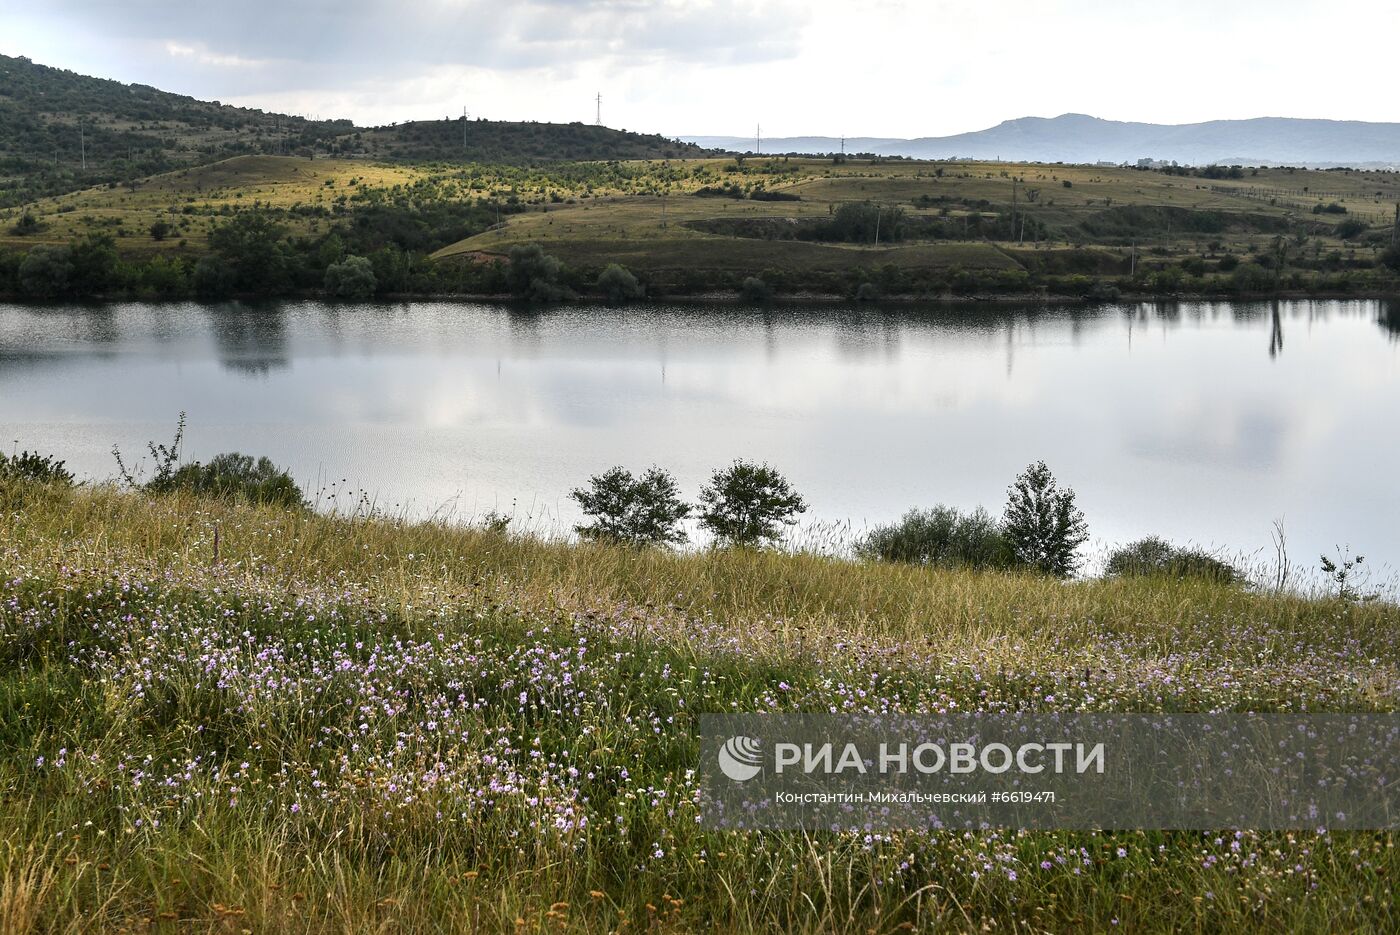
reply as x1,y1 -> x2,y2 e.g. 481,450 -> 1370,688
595,92 -> 602,126
756,123 -> 761,155
462,106 -> 469,150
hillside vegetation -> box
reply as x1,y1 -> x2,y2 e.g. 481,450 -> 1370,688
0,475 -> 1396,933
0,54 -> 710,208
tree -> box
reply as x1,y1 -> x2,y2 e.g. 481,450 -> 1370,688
506,243 -> 569,302
68,233 -> 118,295
1002,461 -> 1088,577
698,460 -> 806,547
207,211 -> 289,293
596,263 -> 643,303
149,220 -> 173,241
571,466 -> 689,547
324,255 -> 377,298
18,245 -> 73,299
12,212 -> 41,236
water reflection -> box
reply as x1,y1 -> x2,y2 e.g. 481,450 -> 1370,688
0,298 -> 1396,572
206,302 -> 289,375
1379,299 -> 1400,339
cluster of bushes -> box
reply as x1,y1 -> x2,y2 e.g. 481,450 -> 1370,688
858,461 -> 1089,577
860,471 -> 1245,584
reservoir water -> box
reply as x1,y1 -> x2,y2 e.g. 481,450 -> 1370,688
2,298 -> 1398,579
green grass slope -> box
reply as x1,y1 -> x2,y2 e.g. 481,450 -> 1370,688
1,477 -> 1396,932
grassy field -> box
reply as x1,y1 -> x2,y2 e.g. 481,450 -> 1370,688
434,157 -> 1400,278
5,154 -> 1396,286
1,476 -> 1396,933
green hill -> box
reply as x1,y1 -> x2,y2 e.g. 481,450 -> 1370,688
337,118 -> 712,164
0,54 -> 714,207
0,53 -> 351,206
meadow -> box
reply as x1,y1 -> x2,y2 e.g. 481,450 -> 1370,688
1,476 -> 1396,933
5,154 -> 1398,301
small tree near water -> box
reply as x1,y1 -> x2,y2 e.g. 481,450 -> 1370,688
596,263 -> 644,303
698,460 -> 806,548
1002,460 -> 1088,577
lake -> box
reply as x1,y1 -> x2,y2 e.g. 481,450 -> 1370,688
2,298 -> 1398,581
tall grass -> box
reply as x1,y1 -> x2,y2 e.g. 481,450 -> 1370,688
1,478 -> 1396,933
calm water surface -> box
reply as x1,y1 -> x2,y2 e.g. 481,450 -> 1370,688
2,299 -> 1398,575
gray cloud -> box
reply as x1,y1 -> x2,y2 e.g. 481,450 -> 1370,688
11,1 -> 805,79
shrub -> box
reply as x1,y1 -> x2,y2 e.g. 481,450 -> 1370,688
739,275 -> 771,302
0,449 -> 74,486
1002,461 -> 1088,577
855,281 -> 881,302
1334,218 -> 1367,240
18,245 -> 73,299
596,263 -> 643,303
149,220 -> 173,241
12,212 -> 41,235
324,255 -> 377,298
1105,536 -> 1242,584
698,460 -> 806,547
161,453 -> 307,508
858,506 -> 1009,569
571,466 -> 689,547
506,243 -> 570,302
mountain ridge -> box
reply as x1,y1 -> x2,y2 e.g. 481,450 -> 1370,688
683,114 -> 1400,167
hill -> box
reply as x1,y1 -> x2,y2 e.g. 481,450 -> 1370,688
684,114 -> 1400,167
0,53 -> 351,206
342,119 -> 712,164
0,54 -> 713,207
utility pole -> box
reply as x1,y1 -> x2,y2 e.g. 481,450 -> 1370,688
595,92 -> 601,126
80,122 -> 86,171
463,106 -> 469,150
756,123 -> 761,155
1010,177 -> 1017,242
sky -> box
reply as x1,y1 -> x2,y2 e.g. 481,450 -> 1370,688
3,0 -> 1397,139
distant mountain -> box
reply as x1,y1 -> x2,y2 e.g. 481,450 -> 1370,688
684,114 -> 1400,167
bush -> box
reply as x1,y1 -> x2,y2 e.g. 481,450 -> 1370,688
0,449 -> 74,486
1105,536 -> 1242,584
596,263 -> 643,303
18,245 -> 73,299
149,220 -> 173,241
858,506 -> 1009,569
739,275 -> 771,302
855,281 -> 881,302
324,255 -> 377,298
571,466 -> 689,547
506,243 -> 570,302
698,460 -> 806,547
160,452 -> 307,508
1002,461 -> 1088,577
12,212 -> 41,235
1334,218 -> 1367,240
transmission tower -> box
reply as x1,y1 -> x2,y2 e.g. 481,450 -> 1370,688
595,92 -> 602,126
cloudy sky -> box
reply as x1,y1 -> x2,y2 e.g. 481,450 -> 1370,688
3,1 -> 1395,138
